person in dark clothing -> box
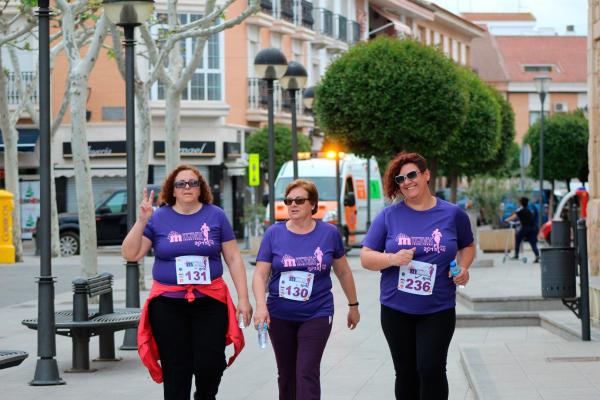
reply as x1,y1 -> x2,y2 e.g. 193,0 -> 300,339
505,197 -> 540,263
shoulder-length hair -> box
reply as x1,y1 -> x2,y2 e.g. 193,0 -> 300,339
383,152 -> 428,200
159,164 -> 213,206
285,179 -> 319,215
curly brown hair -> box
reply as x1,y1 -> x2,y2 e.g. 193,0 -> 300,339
159,164 -> 213,206
383,152 -> 428,200
285,179 -> 319,215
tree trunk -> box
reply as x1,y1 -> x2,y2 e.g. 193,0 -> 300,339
428,157 -> 438,193
165,88 -> 181,173
450,171 -> 458,203
135,83 -> 151,290
566,179 -> 571,192
0,53 -> 23,261
70,74 -> 98,277
550,180 -> 555,219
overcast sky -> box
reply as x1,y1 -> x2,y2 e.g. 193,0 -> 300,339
433,0 -> 588,35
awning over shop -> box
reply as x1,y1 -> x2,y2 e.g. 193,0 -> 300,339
0,128 -> 40,152
54,167 -> 127,178
370,4 -> 413,37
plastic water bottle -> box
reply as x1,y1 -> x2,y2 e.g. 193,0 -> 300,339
238,314 -> 245,329
258,322 -> 268,349
450,260 -> 465,289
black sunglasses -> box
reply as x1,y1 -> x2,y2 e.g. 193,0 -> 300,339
174,179 -> 200,189
394,170 -> 420,185
283,197 -> 309,206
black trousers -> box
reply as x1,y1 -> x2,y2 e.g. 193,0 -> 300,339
515,228 -> 539,258
381,305 -> 456,400
148,295 -> 228,400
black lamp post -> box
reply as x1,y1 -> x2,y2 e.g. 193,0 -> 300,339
254,48 -> 287,225
103,0 -> 154,350
31,0 -> 64,386
280,61 -> 307,180
534,76 -> 551,229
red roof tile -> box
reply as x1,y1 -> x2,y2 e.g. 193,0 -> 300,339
494,36 -> 586,82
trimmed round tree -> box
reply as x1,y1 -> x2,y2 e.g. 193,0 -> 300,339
479,88 -> 516,177
440,67 -> 501,200
314,37 -> 467,181
246,124 -> 312,175
523,110 -> 589,189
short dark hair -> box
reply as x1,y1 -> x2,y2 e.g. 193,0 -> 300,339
383,152 -> 428,200
159,164 -> 213,206
284,179 -> 319,215
519,197 -> 529,207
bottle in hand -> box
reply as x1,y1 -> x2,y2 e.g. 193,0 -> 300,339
258,322 -> 268,349
450,260 -> 465,289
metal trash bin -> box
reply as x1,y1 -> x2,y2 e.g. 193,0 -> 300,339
540,247 -> 576,298
551,220 -> 571,247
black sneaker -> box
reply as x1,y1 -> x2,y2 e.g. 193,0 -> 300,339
511,255 -> 519,259
533,257 -> 540,263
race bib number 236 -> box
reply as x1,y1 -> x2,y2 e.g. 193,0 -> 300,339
398,260 -> 436,296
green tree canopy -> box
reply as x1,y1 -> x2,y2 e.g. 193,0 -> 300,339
523,110 -> 588,183
245,124 -> 311,174
478,89 -> 516,177
314,37 -> 467,162
440,67 -> 501,174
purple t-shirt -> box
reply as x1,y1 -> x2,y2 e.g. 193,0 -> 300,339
362,199 -> 473,315
256,220 -> 345,322
143,204 -> 236,298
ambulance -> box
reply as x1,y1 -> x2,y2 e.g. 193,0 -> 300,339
267,154 -> 386,247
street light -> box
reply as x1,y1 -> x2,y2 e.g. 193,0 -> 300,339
303,86 -> 314,109
280,61 -> 307,180
31,0 -> 64,386
254,48 -> 287,225
326,150 -> 344,236
103,0 -> 154,350
534,75 -> 551,230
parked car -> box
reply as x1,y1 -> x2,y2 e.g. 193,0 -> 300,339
36,185 -> 161,256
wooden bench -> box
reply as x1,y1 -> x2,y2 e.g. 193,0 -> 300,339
0,350 -> 28,370
22,273 -> 140,372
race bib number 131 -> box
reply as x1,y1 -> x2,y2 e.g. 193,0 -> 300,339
398,260 -> 436,296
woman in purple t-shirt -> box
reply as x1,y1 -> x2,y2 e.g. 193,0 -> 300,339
122,165 -> 252,400
253,179 -> 360,400
361,152 -> 475,400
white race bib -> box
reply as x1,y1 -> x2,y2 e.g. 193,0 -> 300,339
397,260 -> 436,296
175,255 -> 211,284
279,271 -> 314,301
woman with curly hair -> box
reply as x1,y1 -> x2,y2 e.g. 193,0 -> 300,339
360,152 -> 475,400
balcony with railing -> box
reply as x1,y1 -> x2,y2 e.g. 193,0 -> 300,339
350,20 -> 360,44
313,8 -> 334,38
336,14 -> 347,42
7,71 -> 37,105
247,78 -> 309,123
260,0 -> 272,14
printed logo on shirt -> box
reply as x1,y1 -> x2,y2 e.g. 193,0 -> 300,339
281,247 -> 327,272
395,229 -> 446,254
167,228 -> 214,247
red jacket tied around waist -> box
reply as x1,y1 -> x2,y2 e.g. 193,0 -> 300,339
137,277 -> 245,383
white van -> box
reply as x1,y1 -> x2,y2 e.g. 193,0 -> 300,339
267,154 -> 385,247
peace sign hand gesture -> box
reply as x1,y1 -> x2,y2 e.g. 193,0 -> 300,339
139,188 -> 155,223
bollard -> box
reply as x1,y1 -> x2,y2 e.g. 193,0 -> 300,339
576,219 -> 591,341
0,190 -> 15,263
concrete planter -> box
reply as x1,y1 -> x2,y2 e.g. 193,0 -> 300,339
478,228 -> 514,252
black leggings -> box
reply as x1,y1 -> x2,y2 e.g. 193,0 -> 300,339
148,295 -> 228,400
381,305 -> 456,400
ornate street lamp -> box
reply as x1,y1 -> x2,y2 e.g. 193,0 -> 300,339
103,0 -> 154,350
31,0 -> 64,385
534,75 -> 551,229
280,61 -> 308,180
303,86 -> 314,110
254,48 -> 287,225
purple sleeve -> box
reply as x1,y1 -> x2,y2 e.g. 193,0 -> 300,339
256,226 -> 273,263
219,209 -> 236,242
333,229 -> 345,259
362,210 -> 387,251
143,217 -> 154,241
455,208 -> 474,249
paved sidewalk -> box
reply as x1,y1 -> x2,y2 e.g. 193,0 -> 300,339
0,247 -> 598,399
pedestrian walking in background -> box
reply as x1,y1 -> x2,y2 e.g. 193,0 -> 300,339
252,179 -> 360,400
505,196 -> 540,263
360,152 -> 475,400
122,164 -> 252,400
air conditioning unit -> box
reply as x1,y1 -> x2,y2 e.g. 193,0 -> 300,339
554,102 -> 568,112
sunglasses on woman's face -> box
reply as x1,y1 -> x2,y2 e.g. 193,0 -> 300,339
174,179 -> 200,189
283,197 -> 309,206
394,170 -> 420,185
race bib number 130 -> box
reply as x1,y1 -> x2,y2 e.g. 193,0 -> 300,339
279,271 -> 314,301
398,260 -> 436,296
